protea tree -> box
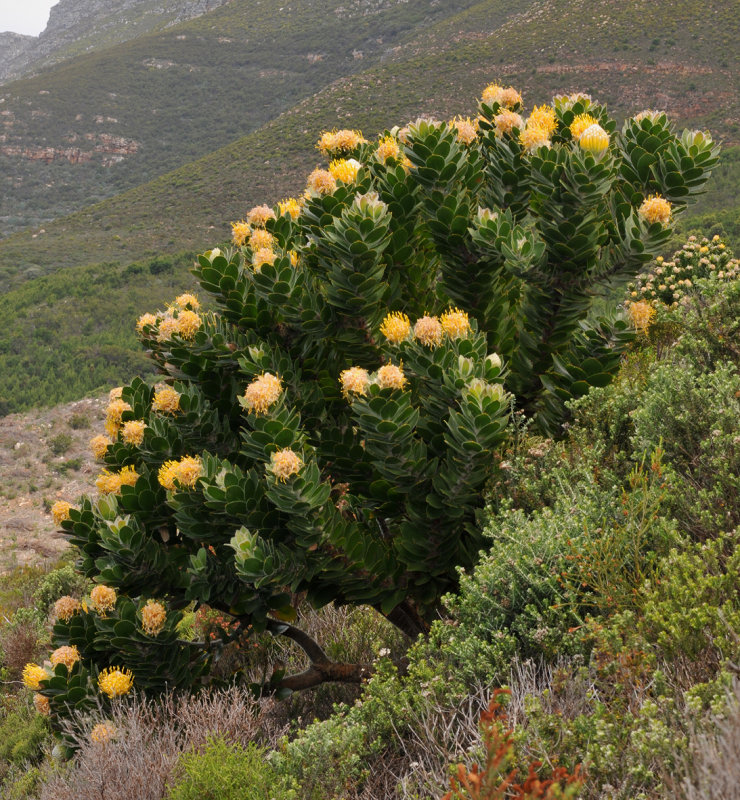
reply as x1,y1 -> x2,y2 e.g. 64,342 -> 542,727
31,86 -> 718,736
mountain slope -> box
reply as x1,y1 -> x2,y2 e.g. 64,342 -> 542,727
0,0 -> 486,238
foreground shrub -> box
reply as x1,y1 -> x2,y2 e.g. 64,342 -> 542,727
36,85 -> 718,733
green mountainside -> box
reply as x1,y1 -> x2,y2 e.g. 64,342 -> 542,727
0,0 -> 738,414
0,0 -> 484,237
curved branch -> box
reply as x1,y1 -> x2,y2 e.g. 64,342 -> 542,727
272,621 -> 330,664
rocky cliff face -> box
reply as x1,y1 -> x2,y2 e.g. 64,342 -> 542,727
0,0 -> 230,84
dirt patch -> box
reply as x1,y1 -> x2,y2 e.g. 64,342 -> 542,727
0,395 -> 108,574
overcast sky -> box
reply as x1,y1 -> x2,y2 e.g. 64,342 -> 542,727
0,0 -> 58,36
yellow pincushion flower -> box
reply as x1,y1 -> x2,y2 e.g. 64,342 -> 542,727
54,595 -> 81,622
307,168 -> 337,195
246,204 -> 276,227
175,293 -> 200,310
91,721 -> 117,744
50,645 -> 80,670
157,316 -> 179,342
252,247 -> 277,272
375,135 -> 400,163
23,663 -> 48,691
380,311 -> 411,345
121,420 -> 147,447
340,366 -> 370,398
174,455 -> 202,489
51,500 -> 73,526
158,460 -> 179,491
440,308 -> 471,339
106,399 -> 131,427
493,110 -> 524,138
278,197 -> 301,219
176,310 -> 202,339
141,599 -> 167,636
269,448 -> 303,481
98,666 -> 134,698
570,113 -> 598,140
638,195 -> 672,225
376,364 -> 407,391
413,315 -> 443,347
109,387 -> 123,401
451,116 -> 479,145
244,372 -> 283,415
90,435 -> 112,459
95,470 -> 122,495
90,585 -> 117,614
527,105 -> 556,136
329,158 -> 361,184
249,228 -> 274,250
578,123 -> 609,158
232,220 -> 251,247
34,693 -> 50,716
519,125 -> 551,154
317,128 -> 365,156
152,387 -> 181,414
627,300 -> 656,334
136,313 -> 157,333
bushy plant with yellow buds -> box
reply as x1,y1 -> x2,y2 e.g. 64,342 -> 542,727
42,82 -> 719,732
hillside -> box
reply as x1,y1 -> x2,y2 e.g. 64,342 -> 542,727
0,0 -> 231,85
0,0 -> 485,238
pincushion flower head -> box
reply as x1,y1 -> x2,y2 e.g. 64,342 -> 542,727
380,311 -> 411,344
141,600 -> 167,636
278,197 -> 301,219
578,123 -> 609,158
23,663 -> 48,690
440,308 -> 471,339
414,315 -> 443,347
51,500 -> 73,526
54,595 -> 81,622
307,167 -> 337,196
176,310 -> 202,339
252,247 -> 277,272
175,293 -> 199,310
249,228 -> 274,250
244,372 -> 282,415
91,721 -> 117,744
231,220 -> 251,247
90,434 -> 112,459
340,366 -> 370,398
627,300 -> 655,334
375,135 -> 400,162
482,83 -> 522,108
527,105 -> 557,136
639,195 -> 672,225
317,128 -> 365,156
157,315 -> 179,342
90,584 -> 117,614
176,456 -> 203,489
569,113 -> 598,140
152,387 -> 181,414
376,364 -> 407,391
34,694 -> 50,716
493,110 -> 524,138
246,204 -> 276,227
136,312 -> 157,333
121,419 -> 147,446
106,398 -> 131,427
519,125 -> 551,154
451,116 -> 478,145
51,645 -> 80,670
329,158 -> 361,184
269,448 -> 303,482
98,666 -> 134,698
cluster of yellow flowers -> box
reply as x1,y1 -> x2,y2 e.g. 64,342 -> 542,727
375,135 -> 400,163
158,455 -> 203,491
339,363 -> 407,397
519,104 -> 556,153
243,372 -> 283,415
105,396 -> 132,438
481,83 -> 522,108
329,158 -> 361,184
95,465 -> 139,495
317,128 -> 366,157
493,109 -> 524,138
451,116 -> 478,145
306,167 -> 337,196
50,645 -> 80,670
90,584 -> 117,614
121,419 -> 147,446
51,500 -> 73,526
91,721 -> 117,744
638,195 -> 672,226
378,309 -> 471,347
626,300 -> 656,334
278,197 -> 302,219
54,595 -> 81,622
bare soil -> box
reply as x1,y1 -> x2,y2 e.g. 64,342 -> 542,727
0,395 -> 107,574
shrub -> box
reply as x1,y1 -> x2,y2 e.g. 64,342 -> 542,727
47,433 -> 73,456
